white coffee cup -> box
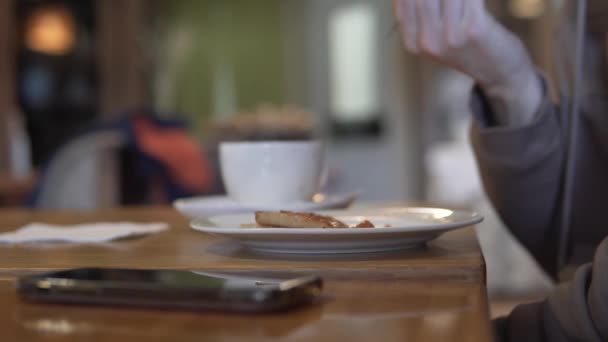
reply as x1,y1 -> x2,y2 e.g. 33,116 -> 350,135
219,141 -> 324,204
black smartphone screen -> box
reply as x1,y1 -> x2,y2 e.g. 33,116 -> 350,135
17,268 -> 322,313
42,269 -> 229,288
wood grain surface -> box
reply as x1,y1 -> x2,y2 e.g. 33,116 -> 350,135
0,207 -> 492,341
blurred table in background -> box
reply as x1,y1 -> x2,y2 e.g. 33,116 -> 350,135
0,207 -> 492,341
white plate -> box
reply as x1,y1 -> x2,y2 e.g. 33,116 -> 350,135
174,193 -> 356,219
190,207 -> 483,254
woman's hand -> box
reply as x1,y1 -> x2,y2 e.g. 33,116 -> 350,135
394,0 -> 542,126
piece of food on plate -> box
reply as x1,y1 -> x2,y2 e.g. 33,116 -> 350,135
354,220 -> 375,228
255,211 -> 349,228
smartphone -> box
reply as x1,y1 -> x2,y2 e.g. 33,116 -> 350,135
17,268 -> 322,313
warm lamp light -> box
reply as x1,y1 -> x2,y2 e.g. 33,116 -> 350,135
24,5 -> 76,56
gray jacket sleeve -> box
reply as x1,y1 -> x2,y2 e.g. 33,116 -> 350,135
469,80 -> 566,276
495,237 -> 608,342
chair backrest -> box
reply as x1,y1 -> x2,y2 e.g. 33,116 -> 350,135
33,130 -> 127,210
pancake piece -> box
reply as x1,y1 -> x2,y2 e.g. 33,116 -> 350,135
255,211 -> 349,228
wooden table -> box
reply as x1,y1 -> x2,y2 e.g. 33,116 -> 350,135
0,207 -> 492,341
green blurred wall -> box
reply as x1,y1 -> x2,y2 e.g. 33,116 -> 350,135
156,0 -> 285,132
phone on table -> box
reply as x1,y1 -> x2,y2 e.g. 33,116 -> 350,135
17,268 -> 322,313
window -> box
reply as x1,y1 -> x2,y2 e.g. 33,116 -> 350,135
328,2 -> 381,136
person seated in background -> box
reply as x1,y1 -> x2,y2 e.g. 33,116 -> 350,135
394,0 -> 608,340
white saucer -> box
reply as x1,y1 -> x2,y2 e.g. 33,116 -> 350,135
173,193 -> 357,219
190,207 -> 483,254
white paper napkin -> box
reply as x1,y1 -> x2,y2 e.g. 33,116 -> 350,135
0,222 -> 169,244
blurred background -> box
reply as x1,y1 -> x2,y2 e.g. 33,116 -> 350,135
0,0 -> 561,313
